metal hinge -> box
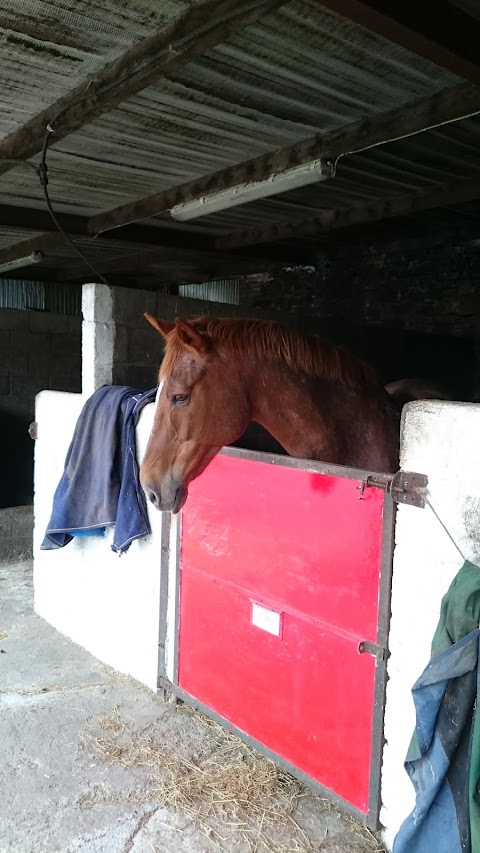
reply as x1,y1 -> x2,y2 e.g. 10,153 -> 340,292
28,421 -> 38,440
156,676 -> 179,704
358,470 -> 428,508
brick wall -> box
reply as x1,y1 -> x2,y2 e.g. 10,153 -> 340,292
0,309 -> 81,507
240,241 -> 480,338
238,239 -> 480,397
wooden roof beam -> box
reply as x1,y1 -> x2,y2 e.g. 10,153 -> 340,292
0,206 -> 310,271
88,81 -> 480,235
215,175 -> 480,249
59,244 -> 285,282
313,0 -> 480,84
0,0 -> 284,177
0,233 -> 65,272
0,204 -> 214,250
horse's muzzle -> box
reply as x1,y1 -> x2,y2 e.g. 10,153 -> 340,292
143,478 -> 187,513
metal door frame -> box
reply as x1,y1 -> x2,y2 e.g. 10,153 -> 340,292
157,445 -> 399,829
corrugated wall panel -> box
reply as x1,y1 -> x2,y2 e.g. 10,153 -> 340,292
0,280 -> 81,314
179,280 -> 240,304
0,279 -> 45,310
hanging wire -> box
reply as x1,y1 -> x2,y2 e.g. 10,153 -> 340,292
37,90 -> 108,285
412,485 -> 466,561
2,88 -> 108,285
328,104 -> 480,177
424,495 -> 466,562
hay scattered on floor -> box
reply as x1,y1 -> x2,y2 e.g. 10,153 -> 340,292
81,704 -> 385,853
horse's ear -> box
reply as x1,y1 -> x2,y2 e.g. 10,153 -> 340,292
144,314 -> 175,337
175,318 -> 210,355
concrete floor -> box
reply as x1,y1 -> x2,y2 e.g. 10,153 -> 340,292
0,560 -> 384,853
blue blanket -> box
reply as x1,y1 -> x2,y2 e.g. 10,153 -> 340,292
41,385 -> 157,554
394,560 -> 480,853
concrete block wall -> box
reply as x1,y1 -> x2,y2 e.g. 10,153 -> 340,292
381,400 -> 480,849
107,285 -> 294,452
0,308 -> 81,507
110,285 -> 295,390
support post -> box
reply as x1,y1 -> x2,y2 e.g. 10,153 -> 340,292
81,283 -> 115,397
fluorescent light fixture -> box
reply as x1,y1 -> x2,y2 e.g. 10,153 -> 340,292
170,159 -> 334,221
0,250 -> 45,275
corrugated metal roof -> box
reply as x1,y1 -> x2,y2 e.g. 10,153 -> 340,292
0,0 -> 194,141
0,0 -> 463,217
0,0 -> 478,278
2,112 -> 479,240
169,1 -> 461,125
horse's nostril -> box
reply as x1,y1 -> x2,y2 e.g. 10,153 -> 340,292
145,487 -> 160,508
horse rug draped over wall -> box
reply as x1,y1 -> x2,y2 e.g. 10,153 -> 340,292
42,385 -> 156,554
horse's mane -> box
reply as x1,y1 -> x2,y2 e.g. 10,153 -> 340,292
160,316 -> 377,388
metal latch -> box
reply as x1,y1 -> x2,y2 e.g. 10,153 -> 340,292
358,470 -> 428,508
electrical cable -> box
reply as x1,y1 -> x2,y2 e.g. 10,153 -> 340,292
2,88 -> 108,285
329,106 -> 480,177
38,114 -> 108,285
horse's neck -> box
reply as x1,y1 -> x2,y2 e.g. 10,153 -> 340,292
247,362 -> 344,462
246,360 -> 398,471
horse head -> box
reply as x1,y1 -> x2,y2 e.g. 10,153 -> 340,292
140,314 -> 250,512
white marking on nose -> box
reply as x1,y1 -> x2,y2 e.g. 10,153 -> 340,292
155,379 -> 165,409
147,380 -> 165,441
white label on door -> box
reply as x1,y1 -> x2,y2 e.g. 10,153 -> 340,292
251,602 -> 282,637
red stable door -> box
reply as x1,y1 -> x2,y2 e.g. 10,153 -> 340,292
174,449 -> 395,827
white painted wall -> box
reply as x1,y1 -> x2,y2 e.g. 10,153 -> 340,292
381,400 -> 480,849
33,390 -> 163,692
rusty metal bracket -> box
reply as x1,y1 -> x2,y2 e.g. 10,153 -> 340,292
358,640 -> 385,661
388,471 -> 428,508
357,470 -> 428,508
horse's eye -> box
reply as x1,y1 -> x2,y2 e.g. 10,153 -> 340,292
171,394 -> 189,406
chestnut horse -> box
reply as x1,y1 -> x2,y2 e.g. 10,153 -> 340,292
140,314 -> 400,513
